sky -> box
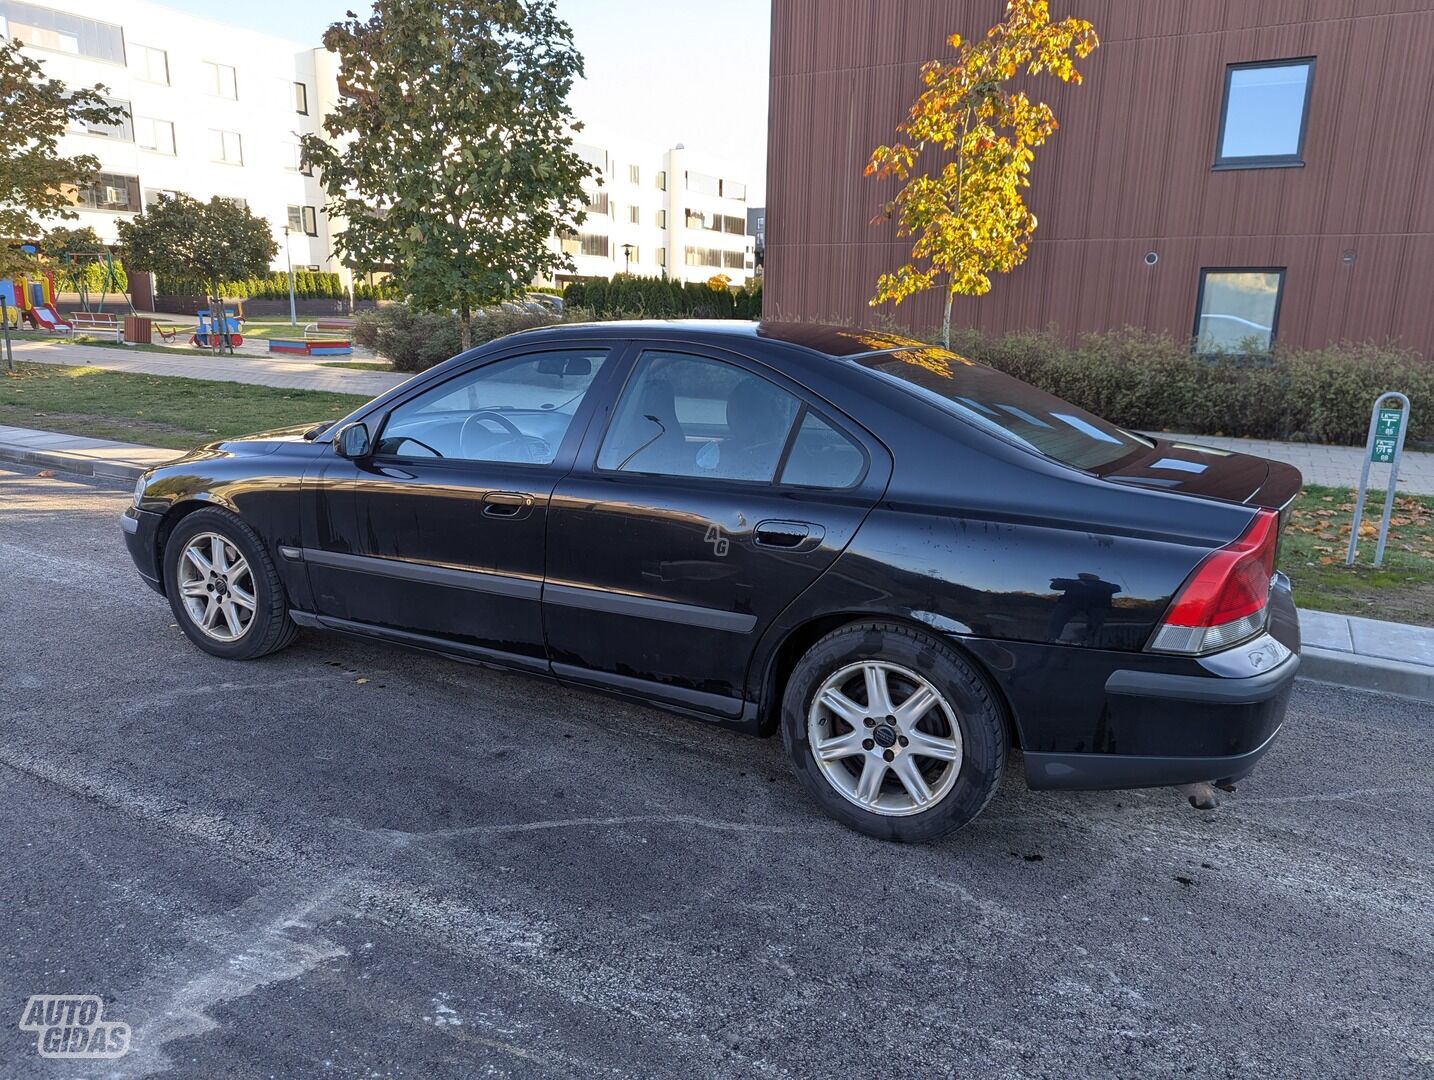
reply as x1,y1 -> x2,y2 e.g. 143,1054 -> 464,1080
158,0 -> 772,203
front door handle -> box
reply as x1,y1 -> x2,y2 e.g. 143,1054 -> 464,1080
754,520 -> 824,551
482,491 -> 534,519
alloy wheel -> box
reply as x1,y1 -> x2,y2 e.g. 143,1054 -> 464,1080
807,661 -> 963,816
176,532 -> 257,642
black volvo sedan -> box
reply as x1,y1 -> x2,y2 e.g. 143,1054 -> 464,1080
122,321 -> 1301,841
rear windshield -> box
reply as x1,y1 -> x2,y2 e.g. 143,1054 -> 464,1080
855,347 -> 1151,471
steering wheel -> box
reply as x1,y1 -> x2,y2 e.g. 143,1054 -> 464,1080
459,409 -> 525,458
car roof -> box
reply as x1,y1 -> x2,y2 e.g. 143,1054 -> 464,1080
510,319 -> 931,360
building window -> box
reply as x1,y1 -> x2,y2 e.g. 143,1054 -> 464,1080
143,188 -> 180,208
685,246 -> 724,267
655,209 -> 666,229
722,250 -> 745,270
136,116 -> 175,155
725,180 -> 747,201
74,96 -> 132,141
685,209 -> 721,231
575,142 -> 608,174
294,81 -> 309,115
656,247 -> 666,267
210,128 -> 243,164
0,1 -> 124,62
586,190 -> 609,215
655,170 -> 666,191
287,205 -> 303,231
628,206 -> 640,225
301,206 -> 318,236
581,233 -> 610,257
131,43 -> 169,84
1214,59 -> 1314,169
204,61 -> 238,99
75,172 -> 140,212
1194,269 -> 1284,354
221,196 -> 248,209
628,164 -> 640,185
686,171 -> 721,197
722,214 -> 745,235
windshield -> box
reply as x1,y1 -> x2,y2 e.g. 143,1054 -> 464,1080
855,346 -> 1151,471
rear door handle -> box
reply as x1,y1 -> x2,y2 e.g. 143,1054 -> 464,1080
754,520 -> 824,551
482,491 -> 534,519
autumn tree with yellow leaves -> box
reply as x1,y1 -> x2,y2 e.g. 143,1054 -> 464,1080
867,1 -> 1099,348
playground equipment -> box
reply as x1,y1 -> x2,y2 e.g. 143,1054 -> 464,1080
191,306 -> 243,348
1,271 -> 72,333
56,250 -> 134,316
268,319 -> 354,357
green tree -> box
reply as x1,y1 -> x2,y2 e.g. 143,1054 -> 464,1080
301,0 -> 595,350
118,195 -> 276,350
117,194 -> 277,299
0,37 -> 123,275
867,0 -> 1099,348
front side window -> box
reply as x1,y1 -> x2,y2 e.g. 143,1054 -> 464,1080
376,349 -> 609,464
1215,59 -> 1313,167
855,347 -> 1150,472
598,351 -> 801,483
1194,269 -> 1283,354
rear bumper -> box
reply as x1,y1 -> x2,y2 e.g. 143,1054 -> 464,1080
121,506 -> 165,594
1024,650 -> 1297,790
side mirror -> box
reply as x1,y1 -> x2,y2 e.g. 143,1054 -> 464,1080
334,422 -> 372,459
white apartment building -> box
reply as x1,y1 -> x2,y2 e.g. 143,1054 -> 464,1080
5,0 -> 759,291
556,132 -> 759,287
3,0 -> 341,277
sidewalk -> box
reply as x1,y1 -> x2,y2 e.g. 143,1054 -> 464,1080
8,337 -> 409,397
0,423 -> 181,480
2,419 -> 1429,701
1160,431 -> 1434,495
1298,609 -> 1434,701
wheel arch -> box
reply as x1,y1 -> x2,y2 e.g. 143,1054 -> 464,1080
153,495 -> 240,593
755,611 -> 1022,750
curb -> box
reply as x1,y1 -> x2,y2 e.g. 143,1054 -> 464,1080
0,442 -> 150,481
1297,646 -> 1434,703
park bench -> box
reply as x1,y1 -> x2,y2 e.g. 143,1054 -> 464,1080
67,311 -> 123,342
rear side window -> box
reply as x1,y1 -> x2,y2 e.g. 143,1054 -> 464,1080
597,351 -> 801,482
780,410 -> 865,488
856,347 -> 1150,471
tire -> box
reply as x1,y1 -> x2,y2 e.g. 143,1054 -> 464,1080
163,506 -> 298,660
781,621 -> 1007,842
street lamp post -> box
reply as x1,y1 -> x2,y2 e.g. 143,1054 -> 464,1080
621,243 -> 634,276
283,225 -> 297,326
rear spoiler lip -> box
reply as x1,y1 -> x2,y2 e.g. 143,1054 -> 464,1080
1244,459 -> 1303,514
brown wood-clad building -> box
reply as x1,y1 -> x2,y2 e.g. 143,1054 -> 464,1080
765,0 -> 1434,357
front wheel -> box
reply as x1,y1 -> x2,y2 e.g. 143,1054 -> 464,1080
163,507 -> 297,660
781,622 -> 1008,842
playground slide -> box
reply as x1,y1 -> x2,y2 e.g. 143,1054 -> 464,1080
29,303 -> 72,333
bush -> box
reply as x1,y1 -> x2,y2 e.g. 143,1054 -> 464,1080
562,274 -> 761,320
943,327 -> 1433,447
359,305 -> 578,372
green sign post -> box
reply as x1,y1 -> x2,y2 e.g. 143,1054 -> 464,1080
1347,392 -> 1412,567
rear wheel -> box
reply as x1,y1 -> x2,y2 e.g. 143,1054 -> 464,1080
163,507 -> 297,660
781,622 -> 1007,842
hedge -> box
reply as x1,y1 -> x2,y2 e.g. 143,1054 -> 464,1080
154,270 -> 373,301
355,305 -> 583,372
563,274 -> 761,319
943,327 -> 1432,447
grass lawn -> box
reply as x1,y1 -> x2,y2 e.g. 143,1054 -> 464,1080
1280,484 -> 1434,625
0,362 -> 370,450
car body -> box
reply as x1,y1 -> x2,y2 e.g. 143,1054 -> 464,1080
122,321 -> 1302,839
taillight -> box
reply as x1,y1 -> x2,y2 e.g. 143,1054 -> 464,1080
1150,509 -> 1279,655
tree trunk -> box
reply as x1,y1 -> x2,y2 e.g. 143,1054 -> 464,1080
942,289 -> 954,351
459,303 -> 473,352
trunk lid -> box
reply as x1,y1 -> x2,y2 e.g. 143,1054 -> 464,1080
1097,437 -> 1302,511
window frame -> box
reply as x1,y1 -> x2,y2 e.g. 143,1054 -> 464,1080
1191,266 -> 1286,355
591,344 -> 870,492
365,345 -> 620,471
294,80 -> 309,115
1212,57 -> 1316,171
131,42 -> 169,85
301,205 -> 318,236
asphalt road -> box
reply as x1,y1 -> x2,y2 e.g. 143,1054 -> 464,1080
1,463 -> 1430,1080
